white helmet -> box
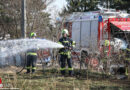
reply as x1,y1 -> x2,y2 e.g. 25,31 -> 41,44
62,29 -> 69,35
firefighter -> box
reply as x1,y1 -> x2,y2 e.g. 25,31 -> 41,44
58,29 -> 75,76
101,40 -> 110,72
104,40 -> 110,53
26,32 -> 38,74
124,45 -> 130,76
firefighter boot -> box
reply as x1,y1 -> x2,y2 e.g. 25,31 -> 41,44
32,67 -> 36,74
25,69 -> 30,74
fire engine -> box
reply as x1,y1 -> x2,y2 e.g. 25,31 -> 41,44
63,10 -> 130,69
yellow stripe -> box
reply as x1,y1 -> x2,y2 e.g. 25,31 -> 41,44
27,53 -> 37,55
63,41 -> 69,43
125,58 -> 130,61
26,67 -> 31,69
60,68 -> 66,71
72,41 -> 75,47
72,41 -> 76,46
59,52 -> 71,55
58,42 -> 62,44
72,45 -> 75,47
125,67 -> 128,76
59,52 -> 64,54
32,67 -> 36,70
68,68 -> 73,71
126,48 -> 130,51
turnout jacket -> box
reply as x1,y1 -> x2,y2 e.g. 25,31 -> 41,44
58,37 -> 75,55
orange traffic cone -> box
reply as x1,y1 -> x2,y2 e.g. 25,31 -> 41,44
0,78 -> 3,88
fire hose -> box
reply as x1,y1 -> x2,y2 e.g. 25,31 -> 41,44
16,47 -> 81,75
16,53 -> 27,74
16,51 -> 45,74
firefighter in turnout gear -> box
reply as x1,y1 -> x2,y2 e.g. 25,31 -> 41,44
124,45 -> 130,76
26,32 -> 38,74
101,40 -> 110,72
58,29 -> 75,76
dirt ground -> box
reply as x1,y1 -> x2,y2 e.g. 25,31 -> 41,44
0,68 -> 130,90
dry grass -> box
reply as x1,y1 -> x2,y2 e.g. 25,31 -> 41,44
0,69 -> 130,90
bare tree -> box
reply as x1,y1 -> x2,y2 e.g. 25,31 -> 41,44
26,0 -> 55,39
0,0 -> 21,39
0,0 -> 55,39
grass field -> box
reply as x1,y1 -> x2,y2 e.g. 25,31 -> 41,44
0,69 -> 130,90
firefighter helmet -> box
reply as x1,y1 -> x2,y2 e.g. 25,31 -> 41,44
30,32 -> 36,37
62,29 -> 69,35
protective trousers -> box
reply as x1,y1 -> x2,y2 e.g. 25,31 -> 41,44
26,55 -> 37,73
124,60 -> 129,76
60,55 -> 73,75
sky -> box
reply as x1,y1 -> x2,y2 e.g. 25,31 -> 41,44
46,0 -> 67,24
49,0 -> 67,12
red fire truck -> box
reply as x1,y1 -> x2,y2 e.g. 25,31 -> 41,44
63,12 -> 130,69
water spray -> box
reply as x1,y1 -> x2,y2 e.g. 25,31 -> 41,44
0,38 -> 64,74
